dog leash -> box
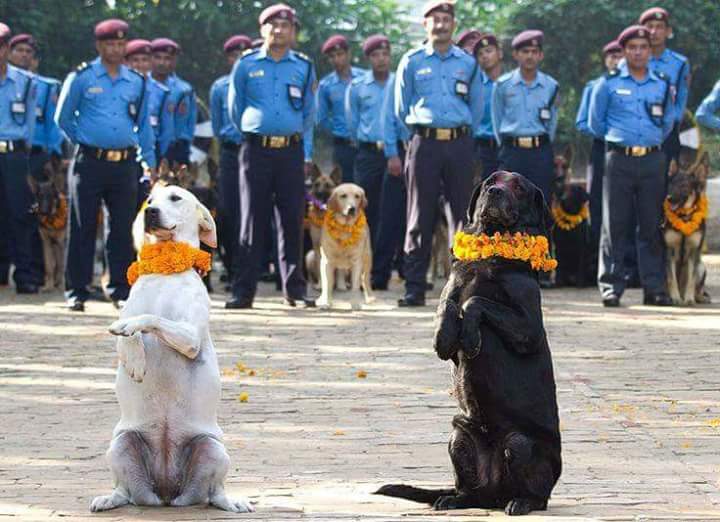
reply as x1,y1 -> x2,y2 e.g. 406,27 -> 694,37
304,191 -> 327,211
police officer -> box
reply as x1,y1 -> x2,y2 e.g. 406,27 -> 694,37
56,19 -> 156,311
639,7 -> 690,163
492,30 -> 558,202
317,34 -> 365,183
472,33 -> 503,182
456,29 -> 482,55
575,40 -> 623,247
395,1 -> 483,307
210,34 -> 251,284
150,38 -> 196,165
125,38 -> 152,76
226,3 -> 316,309
0,23 -> 40,293
588,25 -> 673,307
696,79 -> 720,131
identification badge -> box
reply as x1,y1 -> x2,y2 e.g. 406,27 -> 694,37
11,101 -> 26,114
455,80 -> 469,96
288,84 -> 303,110
417,67 -> 432,76
539,108 -> 552,122
249,69 -> 265,78
650,104 -> 664,117
150,115 -> 159,127
88,86 -> 103,94
615,88 -> 632,96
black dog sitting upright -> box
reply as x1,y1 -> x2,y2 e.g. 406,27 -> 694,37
552,183 -> 594,287
377,171 -> 562,516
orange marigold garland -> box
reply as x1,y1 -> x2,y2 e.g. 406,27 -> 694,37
127,241 -> 212,285
551,202 -> 589,231
324,209 -> 367,248
452,231 -> 558,272
304,206 -> 325,228
664,194 -> 708,236
39,194 -> 68,230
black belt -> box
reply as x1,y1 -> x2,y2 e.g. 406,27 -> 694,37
415,126 -> 469,141
502,135 -> 549,149
475,137 -> 497,149
30,145 -> 46,155
244,133 -> 301,149
592,138 -> 605,147
221,141 -> 240,152
608,144 -> 660,157
0,139 -> 27,154
333,136 -> 353,146
359,141 -> 385,152
79,144 -> 136,162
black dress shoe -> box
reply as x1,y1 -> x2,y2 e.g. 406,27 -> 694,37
67,298 -> 85,312
643,293 -> 673,306
602,295 -> 620,307
284,296 -> 316,308
425,281 -> 435,291
16,284 -> 39,294
225,297 -> 253,309
371,281 -> 388,291
398,295 -> 426,307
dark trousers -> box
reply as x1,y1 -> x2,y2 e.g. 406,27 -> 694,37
588,138 -> 606,246
232,140 -> 306,301
372,146 -> 406,286
498,141 -> 555,203
403,133 -> 474,297
333,139 -> 357,184
65,153 -> 137,302
0,150 -> 38,287
218,143 -> 241,278
598,149 -> 666,299
474,139 -> 500,182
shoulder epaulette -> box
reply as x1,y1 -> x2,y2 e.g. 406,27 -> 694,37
605,68 -> 620,79
128,67 -> 143,79
496,71 -> 513,83
293,50 -> 312,63
76,62 -> 90,73
240,48 -> 259,60
407,46 -> 424,58
669,49 -> 688,63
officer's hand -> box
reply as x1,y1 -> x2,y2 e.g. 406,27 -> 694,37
387,156 -> 403,177
304,161 -> 314,178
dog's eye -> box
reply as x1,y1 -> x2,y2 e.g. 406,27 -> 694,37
147,197 -> 153,205
170,194 -> 182,202
340,194 -> 347,199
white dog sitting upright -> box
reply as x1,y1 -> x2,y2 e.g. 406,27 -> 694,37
91,184 -> 253,513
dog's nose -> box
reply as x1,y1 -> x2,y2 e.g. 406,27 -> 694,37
146,207 -> 160,218
347,206 -> 356,215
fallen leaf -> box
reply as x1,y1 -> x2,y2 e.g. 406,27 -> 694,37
680,441 -> 692,449
708,419 -> 720,429
238,392 -> 249,403
356,370 -> 367,379
248,369 -> 256,377
333,430 -> 346,436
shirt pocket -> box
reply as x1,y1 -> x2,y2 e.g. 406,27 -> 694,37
414,69 -> 434,96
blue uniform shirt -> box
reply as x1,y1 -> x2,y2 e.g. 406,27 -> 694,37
696,79 -> 720,131
474,71 -> 495,139
146,77 -> 174,156
229,47 -> 317,161
382,73 -> 410,158
588,66 -> 673,147
55,58 -> 156,167
575,77 -> 598,137
345,70 -> 395,154
210,74 -> 241,144
0,64 -> 37,142
168,73 -> 196,142
394,44 -> 484,130
32,75 -> 63,154
317,66 -> 365,138
648,48 -> 689,124
491,68 -> 560,142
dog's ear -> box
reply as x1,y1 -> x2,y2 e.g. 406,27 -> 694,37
466,181 -> 485,224
534,187 -> 553,235
329,165 -> 342,186
197,202 -> 217,248
327,188 -> 341,213
308,163 -> 321,181
158,158 -> 170,178
668,158 -> 679,177
358,187 -> 368,210
693,151 -> 710,188
132,205 -> 147,252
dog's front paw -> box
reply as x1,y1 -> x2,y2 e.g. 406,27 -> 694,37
434,309 -> 461,361
109,318 -> 139,337
460,314 -> 482,359
117,334 -> 146,382
210,493 -> 255,513
316,296 -> 331,309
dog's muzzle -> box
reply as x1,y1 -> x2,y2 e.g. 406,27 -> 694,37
346,206 -> 357,216
144,207 -> 163,231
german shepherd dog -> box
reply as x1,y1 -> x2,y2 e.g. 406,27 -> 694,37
664,151 -> 711,306
377,171 -> 561,516
305,164 -> 340,288
27,155 -> 67,291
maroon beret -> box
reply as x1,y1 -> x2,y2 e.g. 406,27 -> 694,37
602,40 -> 622,55
512,29 -> 543,50
472,32 -> 499,55
9,33 -> 36,50
0,23 -> 9,45
617,25 -> 651,47
125,39 -> 152,58
456,30 -> 481,51
639,7 -> 670,25
321,35 -> 348,55
151,37 -> 180,54
94,19 -> 129,41
258,4 -> 296,25
422,1 -> 455,18
224,34 -> 252,53
251,37 -> 265,49
362,34 -> 390,56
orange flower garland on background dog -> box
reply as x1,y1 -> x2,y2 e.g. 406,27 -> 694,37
324,209 -> 367,248
551,202 -> 589,231
127,242 -> 212,285
664,194 -> 708,236
39,193 -> 68,230
453,231 -> 558,272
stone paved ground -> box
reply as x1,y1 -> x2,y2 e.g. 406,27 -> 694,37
1,257 -> 720,522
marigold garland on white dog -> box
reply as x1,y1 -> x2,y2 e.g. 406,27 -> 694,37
323,209 -> 367,248
127,241 -> 212,285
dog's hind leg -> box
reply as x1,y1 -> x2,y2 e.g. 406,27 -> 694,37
316,253 -> 334,309
695,260 -> 711,304
666,246 -> 682,304
91,431 -> 162,511
171,435 -> 254,513
502,432 -> 557,516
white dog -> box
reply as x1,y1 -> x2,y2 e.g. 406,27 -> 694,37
90,185 -> 253,513
316,183 -> 374,310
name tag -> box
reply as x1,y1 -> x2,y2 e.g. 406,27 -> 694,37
11,101 -> 26,114
88,86 -> 103,94
150,115 -> 159,127
288,85 -> 302,99
539,108 -> 552,121
249,69 -> 265,78
455,80 -> 468,96
615,88 -> 632,96
417,67 -> 432,76
650,104 -> 664,117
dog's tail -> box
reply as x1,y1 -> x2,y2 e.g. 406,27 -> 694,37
374,484 -> 455,505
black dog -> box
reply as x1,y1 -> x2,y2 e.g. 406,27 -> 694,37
377,171 -> 561,516
552,183 -> 594,287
